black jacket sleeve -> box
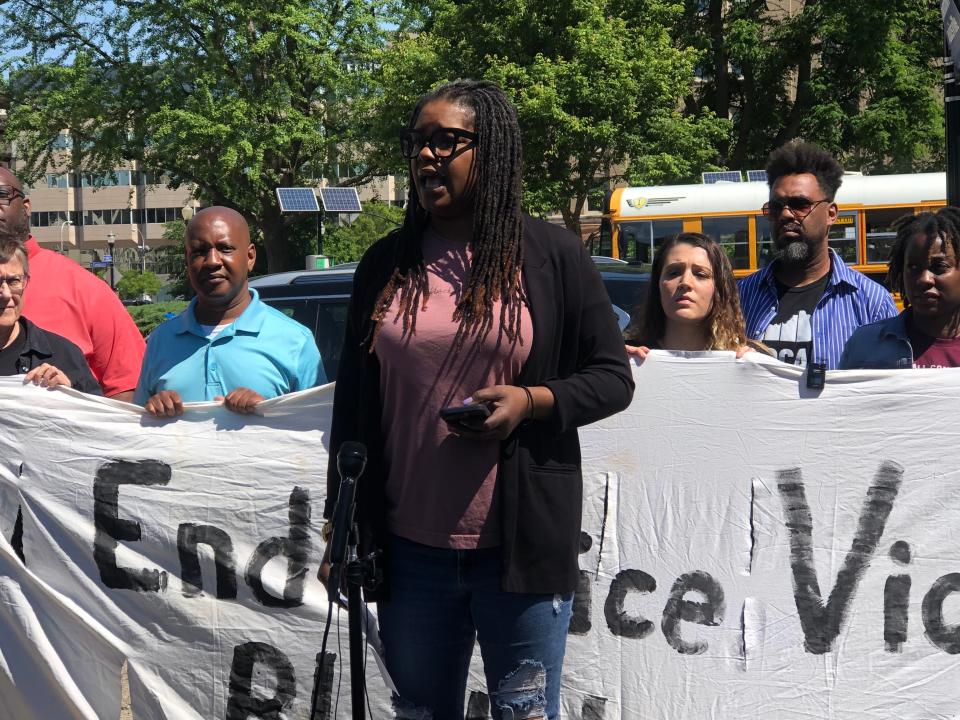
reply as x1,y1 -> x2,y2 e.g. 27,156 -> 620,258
24,323 -> 103,396
542,238 -> 634,433
323,234 -> 394,519
324,263 -> 368,518
62,342 -> 103,395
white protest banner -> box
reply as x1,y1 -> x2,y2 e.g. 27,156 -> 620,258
3,354 -> 960,718
0,379 -> 392,720
537,352 -> 960,720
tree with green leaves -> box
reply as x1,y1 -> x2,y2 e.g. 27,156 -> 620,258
155,220 -> 192,298
673,0 -> 943,172
116,270 -> 162,301
370,0 -> 728,236
321,201 -> 403,264
0,0 -> 395,272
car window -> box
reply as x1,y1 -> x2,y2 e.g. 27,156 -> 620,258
261,297 -> 349,381
259,267 -> 646,379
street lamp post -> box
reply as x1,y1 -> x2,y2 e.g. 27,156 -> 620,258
135,227 -> 149,273
106,232 -> 116,291
58,219 -> 73,254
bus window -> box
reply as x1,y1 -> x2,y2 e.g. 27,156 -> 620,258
598,218 -> 613,257
701,216 -> 750,270
757,212 -> 858,266
756,215 -> 774,267
617,219 -> 683,265
618,222 -> 645,263
652,219 -> 683,249
827,211 -> 858,264
865,207 -> 911,263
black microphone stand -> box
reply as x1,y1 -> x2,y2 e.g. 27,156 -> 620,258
312,443 -> 382,720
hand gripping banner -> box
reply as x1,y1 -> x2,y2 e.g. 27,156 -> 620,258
3,354 -> 960,719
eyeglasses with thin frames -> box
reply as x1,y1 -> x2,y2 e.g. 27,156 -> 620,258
761,197 -> 830,219
399,127 -> 478,160
0,275 -> 27,293
0,186 -> 24,208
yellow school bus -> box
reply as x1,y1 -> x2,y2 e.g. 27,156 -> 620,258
589,172 -> 946,285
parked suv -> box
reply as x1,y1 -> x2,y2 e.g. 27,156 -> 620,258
250,260 -> 648,381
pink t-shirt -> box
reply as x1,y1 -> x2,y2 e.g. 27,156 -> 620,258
376,229 -> 531,549
22,237 -> 146,395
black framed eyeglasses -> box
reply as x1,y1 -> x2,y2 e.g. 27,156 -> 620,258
0,186 -> 24,207
762,197 -> 830,218
399,127 -> 478,159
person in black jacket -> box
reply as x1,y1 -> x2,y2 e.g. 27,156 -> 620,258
324,80 -> 633,719
0,238 -> 100,394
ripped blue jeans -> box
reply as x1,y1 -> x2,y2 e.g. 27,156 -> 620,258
377,535 -> 573,719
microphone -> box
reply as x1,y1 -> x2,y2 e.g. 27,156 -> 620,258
327,442 -> 367,593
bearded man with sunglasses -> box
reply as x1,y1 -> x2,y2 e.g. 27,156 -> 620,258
738,141 -> 896,368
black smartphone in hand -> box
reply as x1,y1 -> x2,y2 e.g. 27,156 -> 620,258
439,403 -> 491,431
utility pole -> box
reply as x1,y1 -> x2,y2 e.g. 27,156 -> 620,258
943,0 -> 960,206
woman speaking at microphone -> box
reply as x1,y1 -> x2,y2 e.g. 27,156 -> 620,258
324,79 -> 633,718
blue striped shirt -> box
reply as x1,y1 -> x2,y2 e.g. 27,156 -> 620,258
738,250 -> 897,369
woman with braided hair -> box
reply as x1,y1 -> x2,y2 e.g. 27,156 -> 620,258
324,79 -> 633,718
840,206 -> 960,368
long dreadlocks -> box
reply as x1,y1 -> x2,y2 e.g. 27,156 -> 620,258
365,80 -> 526,352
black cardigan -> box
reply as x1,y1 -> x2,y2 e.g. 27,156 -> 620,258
325,216 -> 634,596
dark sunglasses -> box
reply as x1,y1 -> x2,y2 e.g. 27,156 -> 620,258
761,197 -> 830,218
399,127 -> 478,159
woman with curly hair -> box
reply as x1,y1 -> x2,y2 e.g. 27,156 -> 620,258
625,232 -> 757,358
840,207 -> 960,369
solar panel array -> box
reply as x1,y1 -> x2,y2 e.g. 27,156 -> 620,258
320,187 -> 362,213
276,187 -> 320,212
746,170 -> 768,182
702,171 -> 743,184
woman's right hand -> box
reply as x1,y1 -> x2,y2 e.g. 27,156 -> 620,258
624,344 -> 650,360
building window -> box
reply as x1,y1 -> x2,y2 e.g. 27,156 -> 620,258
80,170 -> 132,187
46,174 -> 69,189
31,211 -> 69,227
138,170 -> 170,186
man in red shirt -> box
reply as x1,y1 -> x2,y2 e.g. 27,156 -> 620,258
0,168 -> 145,400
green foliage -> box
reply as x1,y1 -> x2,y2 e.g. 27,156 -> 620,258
321,202 -> 404,264
116,270 -> 162,301
155,221 -> 192,298
125,301 -> 189,337
371,0 -> 728,235
0,0 -> 942,259
0,0 -> 397,273
673,0 -> 943,172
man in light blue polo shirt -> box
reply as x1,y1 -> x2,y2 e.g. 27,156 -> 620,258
135,206 -> 325,417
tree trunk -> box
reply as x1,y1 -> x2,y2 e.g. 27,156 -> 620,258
260,218 -> 293,274
709,0 -> 729,120
559,203 -> 582,239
